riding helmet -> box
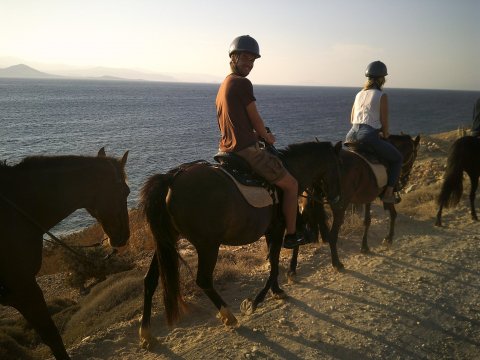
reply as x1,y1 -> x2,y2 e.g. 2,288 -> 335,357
228,35 -> 261,58
365,61 -> 388,78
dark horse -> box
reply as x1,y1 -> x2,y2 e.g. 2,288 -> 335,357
289,134 -> 420,276
0,148 -> 130,360
138,141 -> 342,348
435,136 -> 480,226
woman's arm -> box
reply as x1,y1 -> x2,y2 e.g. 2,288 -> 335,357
379,93 -> 389,138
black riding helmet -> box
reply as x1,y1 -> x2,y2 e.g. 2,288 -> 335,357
229,35 -> 261,58
365,60 -> 388,78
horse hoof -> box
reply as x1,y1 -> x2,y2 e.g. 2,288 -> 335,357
382,238 -> 392,246
139,330 -> 158,350
360,247 -> 370,254
287,271 -> 297,284
219,306 -> 238,326
240,298 -> 256,316
271,290 -> 288,300
334,263 -> 345,272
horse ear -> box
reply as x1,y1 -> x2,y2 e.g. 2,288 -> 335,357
414,135 -> 421,146
334,141 -> 342,154
315,137 -> 320,142
121,151 -> 129,168
98,147 -> 106,157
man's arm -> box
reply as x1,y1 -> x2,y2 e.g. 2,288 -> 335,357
246,101 -> 275,144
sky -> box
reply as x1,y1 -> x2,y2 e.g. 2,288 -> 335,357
1,0 -> 479,90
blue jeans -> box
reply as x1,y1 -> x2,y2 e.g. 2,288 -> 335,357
346,124 -> 403,187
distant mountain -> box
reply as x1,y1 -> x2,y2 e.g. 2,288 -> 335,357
0,64 -> 61,78
0,62 -> 222,83
58,66 -> 175,82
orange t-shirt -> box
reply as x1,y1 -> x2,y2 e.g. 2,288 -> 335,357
216,74 -> 257,152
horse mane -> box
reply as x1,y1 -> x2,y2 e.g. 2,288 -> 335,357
278,141 -> 332,158
388,134 -> 412,141
1,155 -> 125,178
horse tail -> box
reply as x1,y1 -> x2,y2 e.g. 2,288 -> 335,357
141,173 -> 185,326
437,138 -> 468,208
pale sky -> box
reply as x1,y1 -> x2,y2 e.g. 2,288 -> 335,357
1,0 -> 478,90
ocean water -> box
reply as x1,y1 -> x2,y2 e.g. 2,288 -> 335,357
0,78 -> 478,234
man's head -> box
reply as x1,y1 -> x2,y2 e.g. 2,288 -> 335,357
229,35 -> 260,77
229,35 -> 260,59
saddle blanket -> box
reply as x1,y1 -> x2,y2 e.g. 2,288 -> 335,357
347,149 -> 388,188
217,167 -> 276,208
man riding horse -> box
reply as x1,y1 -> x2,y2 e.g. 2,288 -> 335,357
215,35 -> 310,249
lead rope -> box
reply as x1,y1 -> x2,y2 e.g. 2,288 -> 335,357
0,192 -> 115,262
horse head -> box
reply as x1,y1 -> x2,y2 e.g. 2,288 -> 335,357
388,134 -> 421,190
86,148 -> 131,248
321,141 -> 343,205
282,141 -> 343,206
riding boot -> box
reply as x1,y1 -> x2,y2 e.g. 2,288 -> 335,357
283,228 -> 316,249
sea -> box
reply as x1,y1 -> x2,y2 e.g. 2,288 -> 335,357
0,78 -> 478,234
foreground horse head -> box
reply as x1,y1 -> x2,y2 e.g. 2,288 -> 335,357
138,140 -> 342,348
0,148 -> 130,359
89,147 -> 130,247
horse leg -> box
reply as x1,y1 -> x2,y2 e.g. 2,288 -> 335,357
287,247 -> 299,283
435,203 -> 444,226
139,253 -> 160,349
13,279 -> 70,359
196,246 -> 237,326
327,207 -> 345,271
469,175 -> 478,221
383,203 -> 397,245
361,203 -> 372,253
317,202 -> 331,243
243,224 -> 286,315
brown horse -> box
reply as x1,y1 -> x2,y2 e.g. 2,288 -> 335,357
435,136 -> 480,226
138,141 -> 342,348
289,134 -> 420,277
0,148 -> 130,360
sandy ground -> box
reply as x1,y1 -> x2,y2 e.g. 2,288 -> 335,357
3,130 -> 480,359
63,211 -> 480,360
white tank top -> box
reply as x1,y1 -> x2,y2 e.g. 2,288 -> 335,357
351,89 -> 384,129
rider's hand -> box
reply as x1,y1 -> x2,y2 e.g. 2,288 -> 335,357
380,131 -> 390,139
264,132 -> 276,145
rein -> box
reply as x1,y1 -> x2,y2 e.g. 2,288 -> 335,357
0,192 -> 116,262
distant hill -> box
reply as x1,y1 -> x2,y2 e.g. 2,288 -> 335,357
0,64 -> 61,79
0,63 -> 222,83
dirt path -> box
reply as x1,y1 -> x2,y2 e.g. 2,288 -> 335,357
63,201 -> 480,360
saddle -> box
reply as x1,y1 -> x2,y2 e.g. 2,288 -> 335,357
213,151 -> 277,208
344,142 -> 388,188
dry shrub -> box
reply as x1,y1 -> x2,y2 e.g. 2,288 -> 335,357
62,269 -> 144,344
216,246 -> 267,284
0,330 -> 35,360
0,297 -> 78,360
59,246 -> 135,292
398,182 -> 442,220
